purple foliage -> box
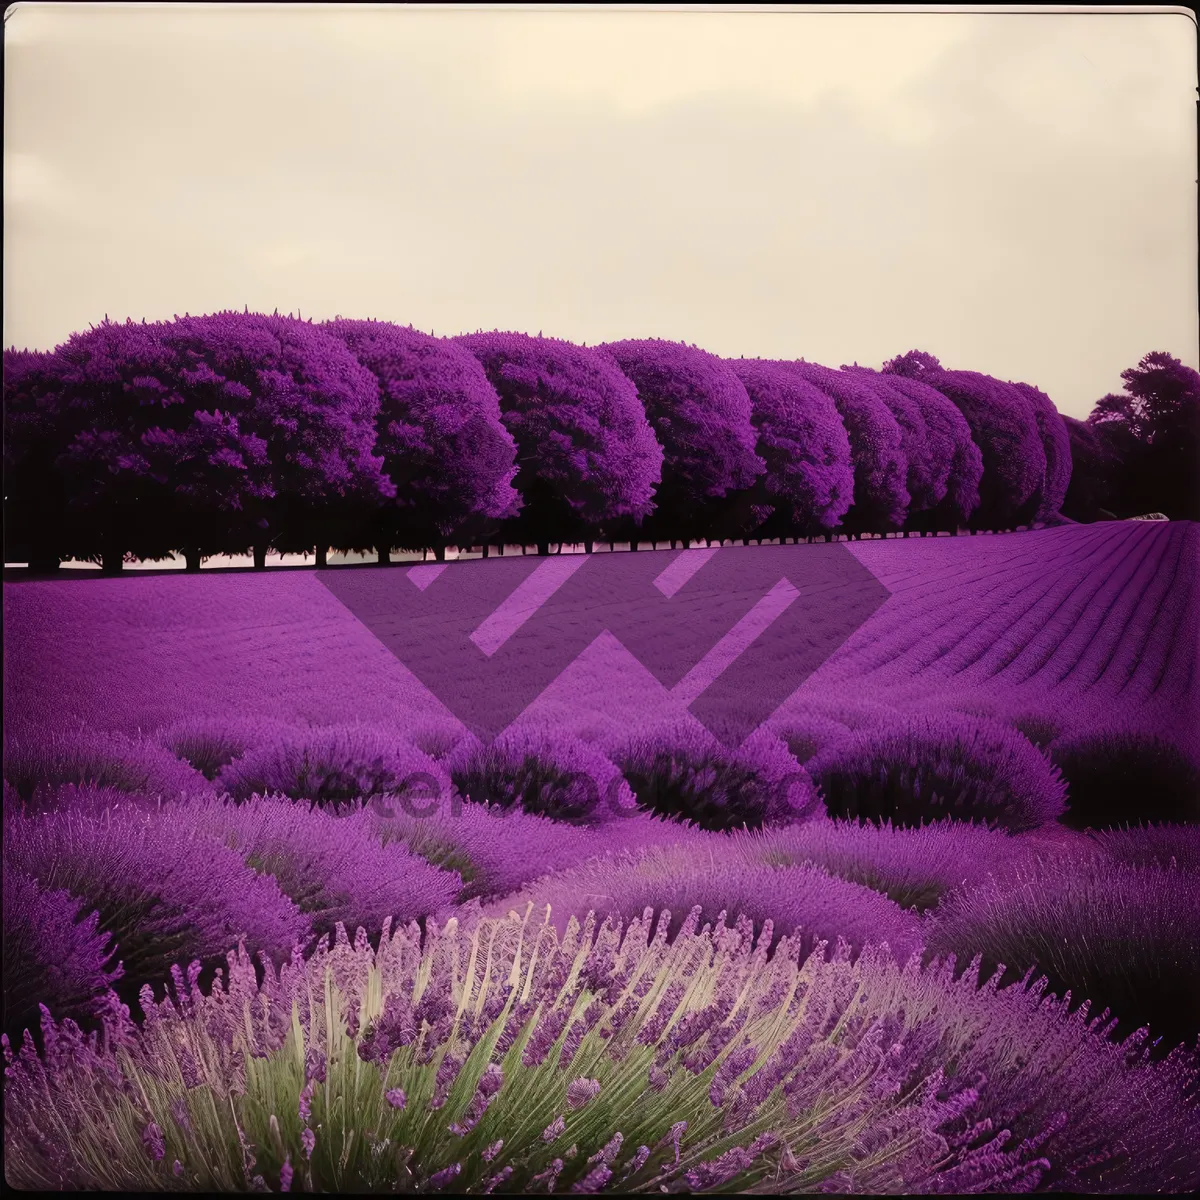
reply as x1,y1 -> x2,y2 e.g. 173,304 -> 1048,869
484,843 -> 925,964
845,365 -> 983,528
806,711 -> 1067,831
882,351 -> 1047,529
3,869 -> 123,1044
730,816 -> 1029,912
596,339 -> 764,540
25,313 -> 395,562
178,793 -> 461,938
1088,822 -> 1200,874
3,804 -> 309,999
453,331 -> 663,545
369,798 -> 702,901
1050,729 -> 1200,829
769,360 -> 910,532
926,854 -> 1200,1052
446,728 -> 636,825
1011,380 -> 1072,519
157,714 -> 299,781
726,357 -> 854,533
3,724 -> 213,804
321,320 -> 520,550
612,720 -> 818,831
215,722 -> 450,805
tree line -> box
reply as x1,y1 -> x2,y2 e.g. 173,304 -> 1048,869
3,310 -> 1193,572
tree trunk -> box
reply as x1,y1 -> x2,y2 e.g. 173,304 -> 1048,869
252,543 -> 268,570
315,545 -> 328,568
378,547 -> 391,565
183,547 -> 202,573
481,544 -> 490,559
629,539 -> 638,552
433,545 -> 447,563
536,541 -> 550,557
584,541 -> 594,555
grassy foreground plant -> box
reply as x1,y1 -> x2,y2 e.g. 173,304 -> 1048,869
6,906 -> 1199,1193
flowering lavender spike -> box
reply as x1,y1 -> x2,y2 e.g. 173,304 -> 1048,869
567,1077 -> 602,1110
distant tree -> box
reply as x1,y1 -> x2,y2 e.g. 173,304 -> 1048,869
15,313 -> 393,572
883,351 -> 1046,530
3,349 -> 71,571
454,332 -> 663,555
771,360 -> 910,533
322,320 -> 520,563
1011,381 -> 1072,521
1060,416 -> 1124,522
153,312 -> 394,568
850,366 -> 982,530
1088,351 -> 1200,520
596,340 -> 764,547
726,358 -> 853,537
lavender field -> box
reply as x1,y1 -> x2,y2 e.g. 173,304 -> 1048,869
5,521 -> 1200,1193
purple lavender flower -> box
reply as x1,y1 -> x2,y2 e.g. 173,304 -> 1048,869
806,710 -> 1067,830
179,791 -> 460,939
278,1156 -> 293,1193
542,1114 -> 567,1143
385,1087 -> 407,1110
566,1077 -> 602,1110
300,1128 -> 315,1160
141,1121 -> 165,1162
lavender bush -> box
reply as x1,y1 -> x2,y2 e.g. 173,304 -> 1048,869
727,357 -> 855,536
482,844 -> 925,962
3,724 -> 213,804
178,794 -> 461,940
3,869 -> 122,1046
4,908 -> 1122,1194
158,714 -> 299,781
1049,730 -> 1200,829
321,320 -> 520,559
369,799 -> 703,901
597,339 -> 765,544
612,721 -> 818,831
455,331 -> 663,553
926,854 -> 1200,1054
3,804 -> 309,1006
1088,822 -> 1200,874
806,711 -> 1067,831
215,723 -> 450,806
729,816 -> 1029,912
446,728 -> 636,825
770,360 -> 911,532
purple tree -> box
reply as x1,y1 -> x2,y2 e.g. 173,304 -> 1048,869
155,312 -> 395,568
1011,380 -> 1072,520
882,351 -> 1047,530
854,368 -> 983,530
596,340 -> 765,547
454,332 -> 664,555
17,313 -> 394,571
321,320 -> 520,562
725,358 -> 854,536
769,360 -> 910,532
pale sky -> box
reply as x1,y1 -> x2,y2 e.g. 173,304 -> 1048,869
4,3 -> 1197,418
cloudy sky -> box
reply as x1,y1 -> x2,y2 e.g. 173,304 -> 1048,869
4,3 -> 1197,418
